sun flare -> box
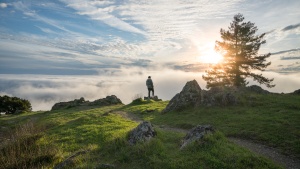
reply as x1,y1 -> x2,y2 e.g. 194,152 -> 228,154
198,50 -> 223,64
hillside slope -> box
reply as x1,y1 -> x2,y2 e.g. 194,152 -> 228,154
1,92 -> 299,168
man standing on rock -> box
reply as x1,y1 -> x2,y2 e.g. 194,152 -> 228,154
146,76 -> 154,98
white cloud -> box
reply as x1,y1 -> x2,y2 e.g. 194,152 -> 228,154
59,0 -> 243,41
60,0 -> 146,35
1,69 -> 300,111
0,3 -> 8,8
116,0 -> 242,41
0,69 -> 202,110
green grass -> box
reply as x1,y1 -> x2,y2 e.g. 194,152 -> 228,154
120,94 -> 300,158
100,130 -> 280,169
0,121 -> 59,169
1,104 -> 138,168
1,93 -> 298,168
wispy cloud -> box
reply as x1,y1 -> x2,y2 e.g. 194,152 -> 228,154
60,0 -> 146,35
272,48 -> 300,55
0,3 -> 8,8
280,57 -> 300,60
282,23 -> 300,31
59,0 -> 243,41
117,0 -> 243,41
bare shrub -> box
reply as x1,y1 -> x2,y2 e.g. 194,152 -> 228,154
132,93 -> 143,101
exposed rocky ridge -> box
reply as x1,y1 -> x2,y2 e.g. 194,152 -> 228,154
51,95 -> 122,111
128,121 -> 156,145
163,80 -> 271,113
181,125 -> 214,149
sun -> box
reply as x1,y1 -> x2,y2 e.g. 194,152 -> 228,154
198,49 -> 223,64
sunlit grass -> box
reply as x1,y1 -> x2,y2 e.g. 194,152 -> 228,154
100,129 -> 280,169
1,93 -> 297,168
121,93 -> 300,158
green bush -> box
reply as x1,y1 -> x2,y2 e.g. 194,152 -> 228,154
0,95 -> 32,114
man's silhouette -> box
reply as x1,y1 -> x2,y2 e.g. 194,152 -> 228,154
146,76 -> 154,98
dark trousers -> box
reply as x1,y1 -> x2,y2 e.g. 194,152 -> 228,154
148,88 -> 154,98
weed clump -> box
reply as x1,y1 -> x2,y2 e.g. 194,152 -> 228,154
0,121 -> 59,169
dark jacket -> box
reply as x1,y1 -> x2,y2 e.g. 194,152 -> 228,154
146,78 -> 153,88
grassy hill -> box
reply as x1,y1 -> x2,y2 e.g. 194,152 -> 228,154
0,92 -> 299,169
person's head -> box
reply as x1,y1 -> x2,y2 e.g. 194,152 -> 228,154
148,76 -> 151,78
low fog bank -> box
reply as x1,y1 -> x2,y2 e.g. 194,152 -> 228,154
0,70 -> 299,111
0,69 -> 204,111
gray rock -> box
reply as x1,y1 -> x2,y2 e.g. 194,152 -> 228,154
180,125 -> 214,149
144,96 -> 162,101
128,121 -> 156,145
51,95 -> 122,110
89,95 -> 122,106
162,80 -> 202,113
96,163 -> 115,169
201,87 -> 238,106
51,97 -> 88,110
163,81 -> 274,113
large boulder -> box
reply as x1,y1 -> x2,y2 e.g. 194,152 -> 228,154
162,80 -> 202,113
128,121 -> 156,145
180,125 -> 214,149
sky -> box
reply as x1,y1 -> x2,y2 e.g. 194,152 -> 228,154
0,0 -> 300,110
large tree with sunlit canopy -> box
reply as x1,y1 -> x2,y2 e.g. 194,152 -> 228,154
203,13 -> 275,89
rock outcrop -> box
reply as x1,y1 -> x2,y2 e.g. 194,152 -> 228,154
180,125 -> 214,149
292,89 -> 300,95
89,95 -> 122,106
162,80 -> 239,112
162,80 -> 202,113
201,87 -> 238,107
51,95 -> 122,111
163,80 -> 275,113
128,121 -> 156,145
51,97 -> 86,110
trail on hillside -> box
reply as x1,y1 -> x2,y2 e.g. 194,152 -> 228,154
112,110 -> 300,169
229,138 -> 300,169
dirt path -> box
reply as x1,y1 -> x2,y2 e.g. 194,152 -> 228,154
229,137 -> 300,169
111,111 -> 143,123
113,111 -> 300,169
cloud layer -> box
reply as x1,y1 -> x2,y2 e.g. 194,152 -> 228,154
0,0 -> 300,111
1,68 -> 300,111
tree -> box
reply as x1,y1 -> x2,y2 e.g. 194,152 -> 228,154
203,13 -> 275,89
0,95 -> 32,114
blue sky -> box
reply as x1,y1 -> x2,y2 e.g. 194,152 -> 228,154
0,0 -> 300,110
